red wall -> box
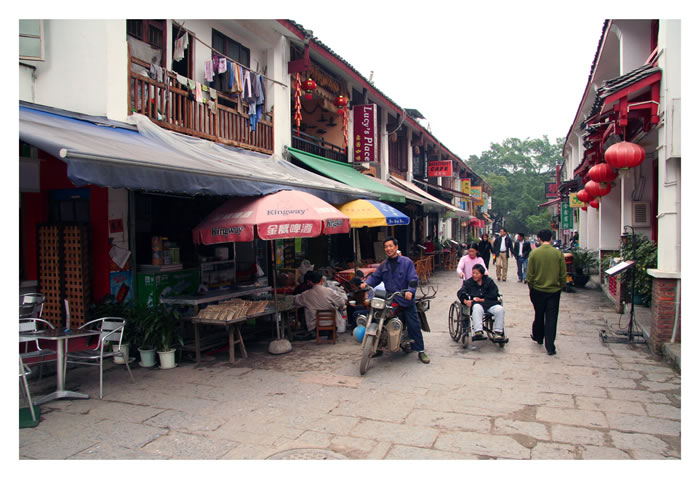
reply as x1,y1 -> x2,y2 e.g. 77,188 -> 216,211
22,152 -> 110,301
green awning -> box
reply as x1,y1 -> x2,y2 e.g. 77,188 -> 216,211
287,147 -> 405,203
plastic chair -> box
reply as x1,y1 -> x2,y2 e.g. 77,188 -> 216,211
20,293 -> 45,319
64,317 -> 135,399
315,310 -> 336,344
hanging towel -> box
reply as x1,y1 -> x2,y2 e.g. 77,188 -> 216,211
233,64 -> 242,94
227,61 -> 234,91
209,88 -> 217,101
255,74 -> 265,106
174,35 -> 185,62
195,82 -> 203,103
176,74 -> 188,88
187,79 -> 196,91
241,69 -> 253,101
218,57 -> 227,74
149,64 -> 164,82
204,61 -> 214,82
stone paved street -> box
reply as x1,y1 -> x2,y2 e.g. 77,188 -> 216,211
19,257 -> 681,461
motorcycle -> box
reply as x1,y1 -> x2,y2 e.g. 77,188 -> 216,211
356,280 -> 436,375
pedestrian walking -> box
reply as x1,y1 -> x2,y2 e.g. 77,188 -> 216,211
526,229 -> 567,355
478,233 -> 493,269
513,232 -> 532,283
456,242 -> 488,281
492,228 -> 514,281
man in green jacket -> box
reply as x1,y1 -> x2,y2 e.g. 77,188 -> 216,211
526,229 -> 566,355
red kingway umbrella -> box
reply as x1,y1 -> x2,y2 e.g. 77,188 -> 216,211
193,190 -> 351,245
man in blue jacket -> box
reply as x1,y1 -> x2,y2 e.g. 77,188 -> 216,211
362,237 -> 429,364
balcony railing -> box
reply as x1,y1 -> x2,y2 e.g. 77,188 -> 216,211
291,130 -> 347,163
129,57 -> 273,155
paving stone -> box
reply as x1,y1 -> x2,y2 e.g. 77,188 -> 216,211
20,436 -> 98,459
366,441 -> 392,459
644,403 -> 681,420
433,431 -> 530,459
405,409 -> 491,433
330,435 -> 378,458
350,420 -> 438,448
273,430 -> 333,450
86,401 -> 164,423
610,430 -> 674,455
69,443 -> 168,460
580,445 -> 632,459
641,380 -> 681,392
551,424 -> 606,446
385,444 -> 477,459
144,409 -> 226,434
606,413 -> 680,436
536,407 -> 608,428
530,442 -> 577,459
494,418 -> 550,440
219,442 -> 275,460
84,418 -> 167,449
142,431 -> 236,459
605,388 -> 671,404
575,396 -> 646,415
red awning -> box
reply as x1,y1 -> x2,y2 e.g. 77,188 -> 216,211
538,197 -> 562,208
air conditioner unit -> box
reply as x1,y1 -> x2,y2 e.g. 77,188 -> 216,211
631,202 -> 651,227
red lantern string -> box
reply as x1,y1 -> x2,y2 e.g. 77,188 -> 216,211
342,108 -> 349,151
293,73 -> 302,136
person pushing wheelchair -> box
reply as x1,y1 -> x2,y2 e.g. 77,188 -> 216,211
457,264 -> 505,340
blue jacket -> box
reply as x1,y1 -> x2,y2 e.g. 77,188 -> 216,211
366,255 -> 418,308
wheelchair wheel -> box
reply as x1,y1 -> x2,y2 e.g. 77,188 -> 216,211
448,301 -> 461,341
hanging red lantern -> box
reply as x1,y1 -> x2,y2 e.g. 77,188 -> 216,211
589,199 -> 599,209
604,141 -> 645,170
576,189 -> 592,204
588,162 -> 618,187
334,95 -> 349,115
584,180 -> 612,198
581,206 -> 588,212
301,78 -> 317,100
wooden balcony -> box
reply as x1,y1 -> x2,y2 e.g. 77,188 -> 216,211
291,130 -> 347,163
129,58 -> 273,155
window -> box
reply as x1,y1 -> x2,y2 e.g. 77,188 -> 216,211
19,19 -> 44,61
212,29 -> 250,67
127,20 -> 165,49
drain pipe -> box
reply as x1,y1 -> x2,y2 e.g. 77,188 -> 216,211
671,280 -> 680,342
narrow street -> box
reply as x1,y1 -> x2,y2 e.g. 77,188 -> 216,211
20,257 -> 681,460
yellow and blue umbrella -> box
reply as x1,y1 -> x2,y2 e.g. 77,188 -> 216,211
337,199 -> 410,228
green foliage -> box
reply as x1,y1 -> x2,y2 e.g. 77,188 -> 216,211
140,303 -> 182,352
620,234 -> 657,303
88,296 -> 137,345
571,248 -> 599,275
469,136 -> 563,235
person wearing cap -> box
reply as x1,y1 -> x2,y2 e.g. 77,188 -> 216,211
456,243 -> 488,282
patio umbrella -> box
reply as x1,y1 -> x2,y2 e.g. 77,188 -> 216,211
192,190 -> 351,348
336,199 -> 410,265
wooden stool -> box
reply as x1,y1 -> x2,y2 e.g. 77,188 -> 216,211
315,310 -> 337,344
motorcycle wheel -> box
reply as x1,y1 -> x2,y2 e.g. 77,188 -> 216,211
360,336 -> 375,375
448,301 -> 461,341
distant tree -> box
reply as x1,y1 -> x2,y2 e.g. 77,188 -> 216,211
469,136 -> 562,235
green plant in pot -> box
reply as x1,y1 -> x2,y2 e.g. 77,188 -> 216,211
141,303 -> 182,369
620,234 -> 657,306
571,247 -> 599,287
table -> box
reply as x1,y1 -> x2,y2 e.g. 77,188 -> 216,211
336,267 -> 377,282
22,328 -> 101,404
160,286 -> 272,315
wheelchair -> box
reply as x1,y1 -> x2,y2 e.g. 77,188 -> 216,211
448,294 -> 509,350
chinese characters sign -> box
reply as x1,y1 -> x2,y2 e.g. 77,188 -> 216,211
428,161 -> 453,177
545,182 -> 558,198
569,192 -> 585,208
561,202 -> 573,229
353,104 -> 378,163
470,185 -> 482,201
461,178 -> 471,195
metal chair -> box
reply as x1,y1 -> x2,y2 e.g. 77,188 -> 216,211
315,310 -> 336,344
19,355 -> 37,422
20,293 -> 45,319
20,318 -> 57,379
64,317 -> 135,399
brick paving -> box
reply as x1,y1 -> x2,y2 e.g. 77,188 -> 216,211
19,257 -> 681,460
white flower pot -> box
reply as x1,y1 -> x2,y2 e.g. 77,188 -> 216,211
138,347 -> 157,368
112,343 -> 130,364
157,349 -> 177,369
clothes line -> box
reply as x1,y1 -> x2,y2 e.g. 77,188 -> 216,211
173,21 -> 288,89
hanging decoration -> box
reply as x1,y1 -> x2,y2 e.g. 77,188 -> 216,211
589,199 -> 599,209
335,95 -> 350,151
576,189 -> 592,204
584,179 -> 612,198
588,162 -> 618,188
581,206 -> 588,212
293,73 -> 303,136
604,141 -> 645,171
301,78 -> 317,100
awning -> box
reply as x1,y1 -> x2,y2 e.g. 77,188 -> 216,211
287,147 -> 405,203
19,104 -> 376,204
366,176 -> 443,212
388,176 -> 471,218
538,197 -> 562,208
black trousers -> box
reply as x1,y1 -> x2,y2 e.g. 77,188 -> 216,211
529,288 -> 561,353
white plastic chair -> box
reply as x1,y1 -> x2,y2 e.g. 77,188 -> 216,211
64,317 -> 135,399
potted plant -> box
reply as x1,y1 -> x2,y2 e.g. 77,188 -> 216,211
620,234 -> 657,306
88,295 -> 136,364
130,304 -> 158,367
141,303 -> 182,369
571,248 -> 599,287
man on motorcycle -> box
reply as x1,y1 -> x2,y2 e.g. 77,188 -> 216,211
457,264 -> 505,340
361,237 -> 429,364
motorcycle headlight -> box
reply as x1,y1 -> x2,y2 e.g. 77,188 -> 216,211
371,297 -> 386,310
356,315 -> 367,326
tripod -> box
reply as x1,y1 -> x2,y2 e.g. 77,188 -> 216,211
600,226 -> 647,344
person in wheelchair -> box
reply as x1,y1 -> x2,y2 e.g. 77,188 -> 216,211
457,264 -> 505,340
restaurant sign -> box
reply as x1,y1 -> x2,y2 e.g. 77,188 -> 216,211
470,185 -> 482,201
353,104 -> 378,163
545,182 -> 558,198
561,201 -> 573,230
460,178 -> 471,195
569,192 -> 585,208
428,160 -> 453,177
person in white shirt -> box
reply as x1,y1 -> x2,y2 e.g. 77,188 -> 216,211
294,271 -> 346,333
